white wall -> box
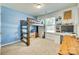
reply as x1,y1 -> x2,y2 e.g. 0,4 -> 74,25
37,5 -> 78,34
77,4 -> 79,38
38,6 -> 78,24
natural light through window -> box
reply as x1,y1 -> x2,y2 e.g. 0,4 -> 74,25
45,17 -> 56,33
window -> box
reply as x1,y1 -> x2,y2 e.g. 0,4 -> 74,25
45,17 -> 56,33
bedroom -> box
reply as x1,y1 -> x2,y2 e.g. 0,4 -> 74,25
0,3 -> 79,55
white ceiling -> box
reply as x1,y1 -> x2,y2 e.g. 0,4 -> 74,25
2,3 -> 77,16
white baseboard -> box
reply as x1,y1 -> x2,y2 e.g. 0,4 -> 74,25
1,40 -> 20,47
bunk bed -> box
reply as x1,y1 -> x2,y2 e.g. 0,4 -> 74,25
20,17 -> 44,46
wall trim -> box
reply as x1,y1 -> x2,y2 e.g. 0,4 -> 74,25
1,40 -> 20,47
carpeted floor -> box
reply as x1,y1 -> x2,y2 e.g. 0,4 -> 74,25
1,38 -> 59,55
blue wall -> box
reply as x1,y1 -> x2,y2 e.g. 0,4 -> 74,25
1,6 -> 36,45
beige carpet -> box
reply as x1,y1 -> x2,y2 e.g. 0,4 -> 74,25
1,38 -> 59,55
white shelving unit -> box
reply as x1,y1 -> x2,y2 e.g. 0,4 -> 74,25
55,17 -> 62,32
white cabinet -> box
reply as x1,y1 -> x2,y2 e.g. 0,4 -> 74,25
45,32 -> 60,44
45,33 -> 54,40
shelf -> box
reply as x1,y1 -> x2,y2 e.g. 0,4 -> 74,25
31,24 -> 44,26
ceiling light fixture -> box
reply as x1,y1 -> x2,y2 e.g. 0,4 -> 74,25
34,3 -> 43,9
36,4 -> 42,8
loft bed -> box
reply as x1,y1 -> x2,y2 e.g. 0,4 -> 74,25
20,17 -> 44,46
29,18 -> 44,26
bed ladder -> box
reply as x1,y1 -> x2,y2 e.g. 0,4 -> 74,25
20,18 -> 30,46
